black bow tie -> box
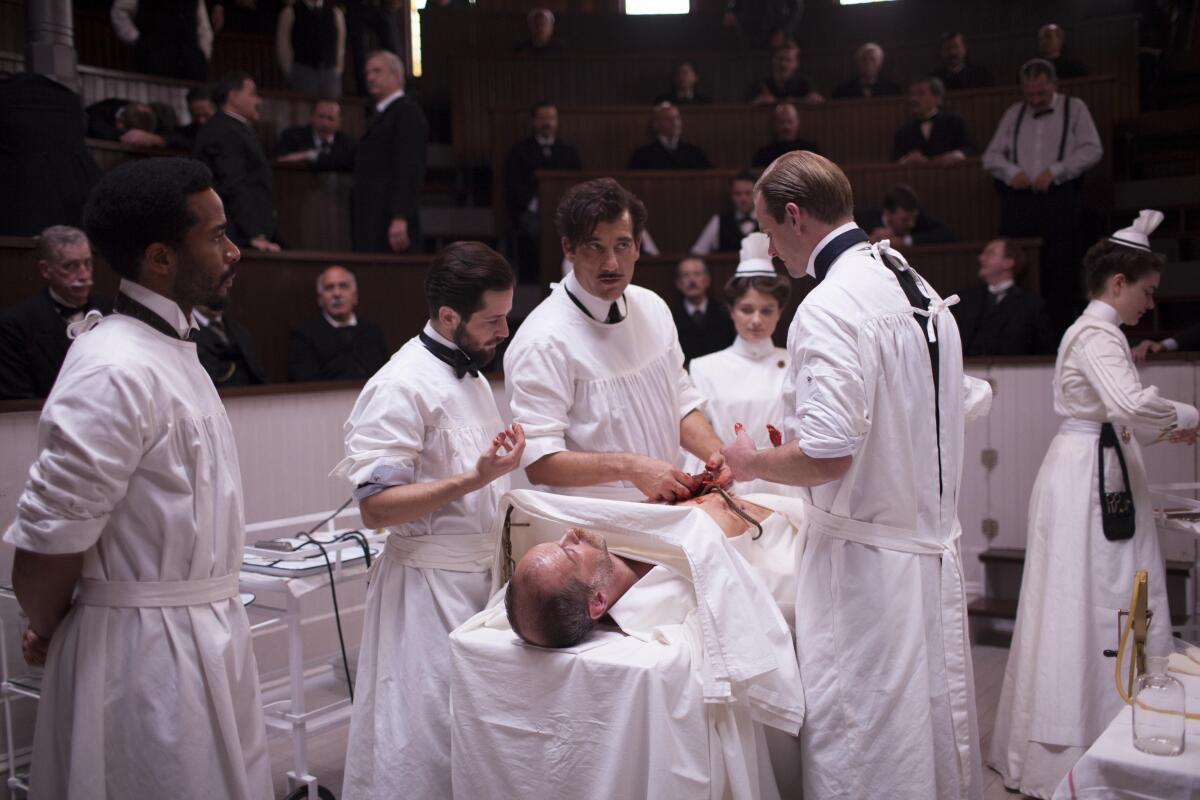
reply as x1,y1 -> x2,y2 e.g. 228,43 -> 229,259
50,296 -> 88,319
813,227 -> 870,283
420,331 -> 478,379
1032,108 -> 1054,119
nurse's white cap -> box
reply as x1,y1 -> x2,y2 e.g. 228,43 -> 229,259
1108,209 -> 1164,253
735,232 -> 777,277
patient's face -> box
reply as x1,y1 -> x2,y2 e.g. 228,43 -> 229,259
521,528 -> 612,590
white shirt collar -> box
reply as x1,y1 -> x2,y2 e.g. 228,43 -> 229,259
563,269 -> 626,322
223,108 -> 249,126
422,321 -> 460,352
119,279 -> 195,339
535,134 -> 555,147
191,308 -> 212,327
323,311 -> 358,329
657,135 -> 680,151
683,298 -> 708,316
730,335 -> 777,360
375,89 -> 405,114
988,279 -> 1015,295
805,221 -> 861,279
1083,299 -> 1122,327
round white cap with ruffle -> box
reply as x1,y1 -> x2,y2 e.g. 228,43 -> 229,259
735,232 -> 777,277
1108,209 -> 1164,252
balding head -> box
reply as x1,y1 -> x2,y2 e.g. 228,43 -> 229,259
652,102 -> 682,140
854,42 -> 884,82
364,50 -> 405,101
505,528 -> 615,648
316,265 -> 358,322
1038,24 -> 1065,59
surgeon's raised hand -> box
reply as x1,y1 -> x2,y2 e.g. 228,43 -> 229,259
721,424 -> 760,482
630,455 -> 698,503
476,423 -> 526,483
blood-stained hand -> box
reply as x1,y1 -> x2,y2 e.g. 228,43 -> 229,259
721,423 -> 760,482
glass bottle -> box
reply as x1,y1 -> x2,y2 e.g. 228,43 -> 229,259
1132,656 -> 1186,756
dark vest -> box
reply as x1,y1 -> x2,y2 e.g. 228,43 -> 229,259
292,2 -> 338,69
717,212 -> 758,252
136,0 -> 198,44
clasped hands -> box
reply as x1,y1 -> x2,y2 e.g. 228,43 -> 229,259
1011,169 -> 1055,193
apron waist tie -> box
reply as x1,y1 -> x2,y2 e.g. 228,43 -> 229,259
77,573 -> 240,608
384,532 -> 493,572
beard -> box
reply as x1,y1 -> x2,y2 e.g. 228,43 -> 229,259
175,250 -> 237,310
452,320 -> 500,367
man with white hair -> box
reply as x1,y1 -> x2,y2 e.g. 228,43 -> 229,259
0,225 -> 111,399
514,7 -> 564,53
287,265 -> 389,381
352,50 -> 428,253
832,42 -> 902,98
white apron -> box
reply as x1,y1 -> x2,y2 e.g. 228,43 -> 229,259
334,334 -> 508,800
988,308 -> 1188,799
4,313 -> 271,800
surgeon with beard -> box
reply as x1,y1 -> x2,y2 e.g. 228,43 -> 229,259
333,241 -> 525,800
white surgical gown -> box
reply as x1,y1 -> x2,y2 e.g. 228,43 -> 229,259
3,312 -> 271,800
988,300 -> 1199,799
689,336 -> 801,495
333,331 -> 508,800
505,271 -> 705,498
784,233 -> 984,800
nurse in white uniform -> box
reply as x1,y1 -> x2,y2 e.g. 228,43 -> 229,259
724,151 -> 989,800
507,177 -> 730,502
333,243 -> 524,800
688,232 -> 799,496
5,159 -> 271,800
988,210 -> 1199,799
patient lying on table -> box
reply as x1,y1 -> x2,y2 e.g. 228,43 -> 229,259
505,492 -> 793,648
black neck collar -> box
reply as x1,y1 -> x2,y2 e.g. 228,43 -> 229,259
813,227 -> 870,283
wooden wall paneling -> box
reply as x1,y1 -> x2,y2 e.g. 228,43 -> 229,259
0,0 -> 23,54
273,166 -> 354,252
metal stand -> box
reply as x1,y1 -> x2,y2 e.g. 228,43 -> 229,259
0,588 -> 37,799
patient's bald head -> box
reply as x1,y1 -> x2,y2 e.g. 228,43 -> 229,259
505,528 -> 616,648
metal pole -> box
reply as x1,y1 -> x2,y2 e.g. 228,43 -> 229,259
25,0 -> 78,92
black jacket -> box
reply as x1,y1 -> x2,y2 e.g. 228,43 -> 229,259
627,139 -> 712,170
194,110 -> 277,245
831,76 -> 903,99
892,111 -> 975,160
275,123 -> 355,172
932,61 -> 993,92
352,95 -> 428,253
0,289 -> 112,399
194,316 -> 267,386
743,75 -> 814,103
0,73 -> 101,237
752,137 -> 819,167
653,90 -> 713,106
85,97 -> 191,149
854,207 -> 957,245
671,298 -> 735,364
952,284 -> 1057,357
288,316 -> 390,382
503,136 -> 583,220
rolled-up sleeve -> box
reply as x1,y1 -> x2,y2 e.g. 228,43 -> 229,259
786,306 -> 869,459
331,379 -> 424,497
505,340 -> 575,467
4,366 -> 150,555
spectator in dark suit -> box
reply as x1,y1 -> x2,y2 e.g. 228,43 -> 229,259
745,42 -> 822,105
691,171 -> 759,255
1133,323 -> 1200,360
194,71 -> 280,252
85,99 -> 189,149
0,73 -> 101,237
832,43 -> 903,99
654,62 -> 713,106
752,101 -> 819,167
276,98 -> 355,172
352,50 -> 428,253
504,101 -> 583,280
671,257 -> 735,364
177,87 -> 216,147
288,265 -> 390,381
857,185 -> 956,247
514,8 -> 564,54
952,238 -> 1056,356
627,103 -> 712,170
1038,24 -> 1088,79
110,0 -> 212,81
191,302 -> 267,386
0,226 -> 112,399
933,31 -> 993,91
892,77 -> 975,164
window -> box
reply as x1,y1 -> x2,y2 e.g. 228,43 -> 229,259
625,0 -> 689,15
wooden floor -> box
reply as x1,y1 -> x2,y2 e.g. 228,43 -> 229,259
268,643 -> 1034,799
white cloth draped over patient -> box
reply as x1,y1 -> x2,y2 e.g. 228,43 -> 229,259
481,489 -> 805,732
